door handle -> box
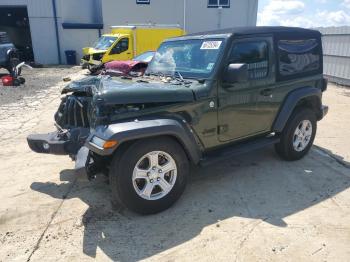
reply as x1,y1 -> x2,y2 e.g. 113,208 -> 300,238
260,88 -> 273,96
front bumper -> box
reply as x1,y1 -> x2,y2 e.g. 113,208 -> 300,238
27,131 -> 70,155
80,58 -> 102,68
75,146 -> 91,180
80,59 -> 89,69
27,128 -> 90,155
27,130 -> 102,180
89,59 -> 102,66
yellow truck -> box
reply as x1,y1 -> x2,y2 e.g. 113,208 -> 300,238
81,25 -> 185,70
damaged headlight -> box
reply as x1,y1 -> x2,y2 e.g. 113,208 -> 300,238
90,136 -> 106,148
90,136 -> 118,149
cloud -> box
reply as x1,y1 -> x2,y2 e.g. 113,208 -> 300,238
343,0 -> 350,9
258,0 -> 305,26
258,0 -> 350,27
317,10 -> 350,26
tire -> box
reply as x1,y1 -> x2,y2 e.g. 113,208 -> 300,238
110,137 -> 189,214
18,77 -> 25,85
13,78 -> 21,86
275,108 -> 317,161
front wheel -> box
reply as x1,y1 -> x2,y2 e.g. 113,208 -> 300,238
110,137 -> 189,214
275,108 -> 317,161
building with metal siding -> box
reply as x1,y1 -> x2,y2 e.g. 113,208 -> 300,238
0,0 -> 258,64
0,0 -> 102,64
317,26 -> 350,86
101,0 -> 258,34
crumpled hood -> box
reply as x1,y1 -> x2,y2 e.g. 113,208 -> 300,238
62,76 -> 195,105
96,77 -> 195,105
82,47 -> 106,55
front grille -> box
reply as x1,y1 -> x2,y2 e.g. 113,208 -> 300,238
55,95 -> 91,129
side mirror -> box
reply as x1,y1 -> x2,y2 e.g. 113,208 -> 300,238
223,63 -> 248,83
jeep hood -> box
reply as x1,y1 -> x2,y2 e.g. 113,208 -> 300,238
97,77 -> 195,105
62,76 -> 195,105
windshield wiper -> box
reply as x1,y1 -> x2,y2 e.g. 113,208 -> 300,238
146,72 -> 166,77
174,71 -> 184,81
136,79 -> 149,83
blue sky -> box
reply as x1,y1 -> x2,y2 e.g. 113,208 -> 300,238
258,0 -> 350,27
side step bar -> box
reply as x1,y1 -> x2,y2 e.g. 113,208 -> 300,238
200,136 -> 280,166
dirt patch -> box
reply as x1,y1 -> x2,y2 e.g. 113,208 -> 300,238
0,73 -> 349,262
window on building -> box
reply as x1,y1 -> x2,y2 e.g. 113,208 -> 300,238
278,39 -> 320,78
230,41 -> 269,80
208,0 -> 230,8
136,0 -> 150,4
110,38 -> 129,55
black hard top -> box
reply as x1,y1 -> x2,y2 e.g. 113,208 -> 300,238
184,26 -> 321,38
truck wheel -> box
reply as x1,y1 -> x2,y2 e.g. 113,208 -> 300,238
110,137 -> 189,214
275,108 -> 317,161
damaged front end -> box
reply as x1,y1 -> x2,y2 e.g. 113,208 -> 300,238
27,75 -> 196,179
27,76 -> 102,179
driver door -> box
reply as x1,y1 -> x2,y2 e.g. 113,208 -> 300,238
104,37 -> 133,62
218,37 -> 274,142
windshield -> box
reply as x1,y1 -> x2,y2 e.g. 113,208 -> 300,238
133,51 -> 155,63
94,36 -> 117,50
146,39 -> 224,78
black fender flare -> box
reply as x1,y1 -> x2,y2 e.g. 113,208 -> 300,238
272,87 -> 322,133
86,118 -> 202,164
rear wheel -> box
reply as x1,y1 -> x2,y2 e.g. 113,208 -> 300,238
275,108 -> 317,161
110,137 -> 189,214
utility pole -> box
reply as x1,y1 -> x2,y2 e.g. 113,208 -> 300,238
217,6 -> 222,29
183,0 -> 187,31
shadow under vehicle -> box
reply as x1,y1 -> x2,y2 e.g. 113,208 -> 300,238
30,147 -> 350,260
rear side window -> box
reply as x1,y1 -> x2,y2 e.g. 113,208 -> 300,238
277,39 -> 321,79
230,41 -> 269,80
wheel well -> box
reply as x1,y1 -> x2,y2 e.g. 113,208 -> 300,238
113,135 -> 195,164
7,49 -> 18,59
295,96 -> 322,119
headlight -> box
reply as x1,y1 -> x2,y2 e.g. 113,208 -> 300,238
90,136 -> 118,149
91,136 -> 105,148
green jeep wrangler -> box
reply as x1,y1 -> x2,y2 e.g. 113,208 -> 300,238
28,27 -> 328,214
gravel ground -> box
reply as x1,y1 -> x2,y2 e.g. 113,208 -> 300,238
0,69 -> 349,262
0,66 -> 82,106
